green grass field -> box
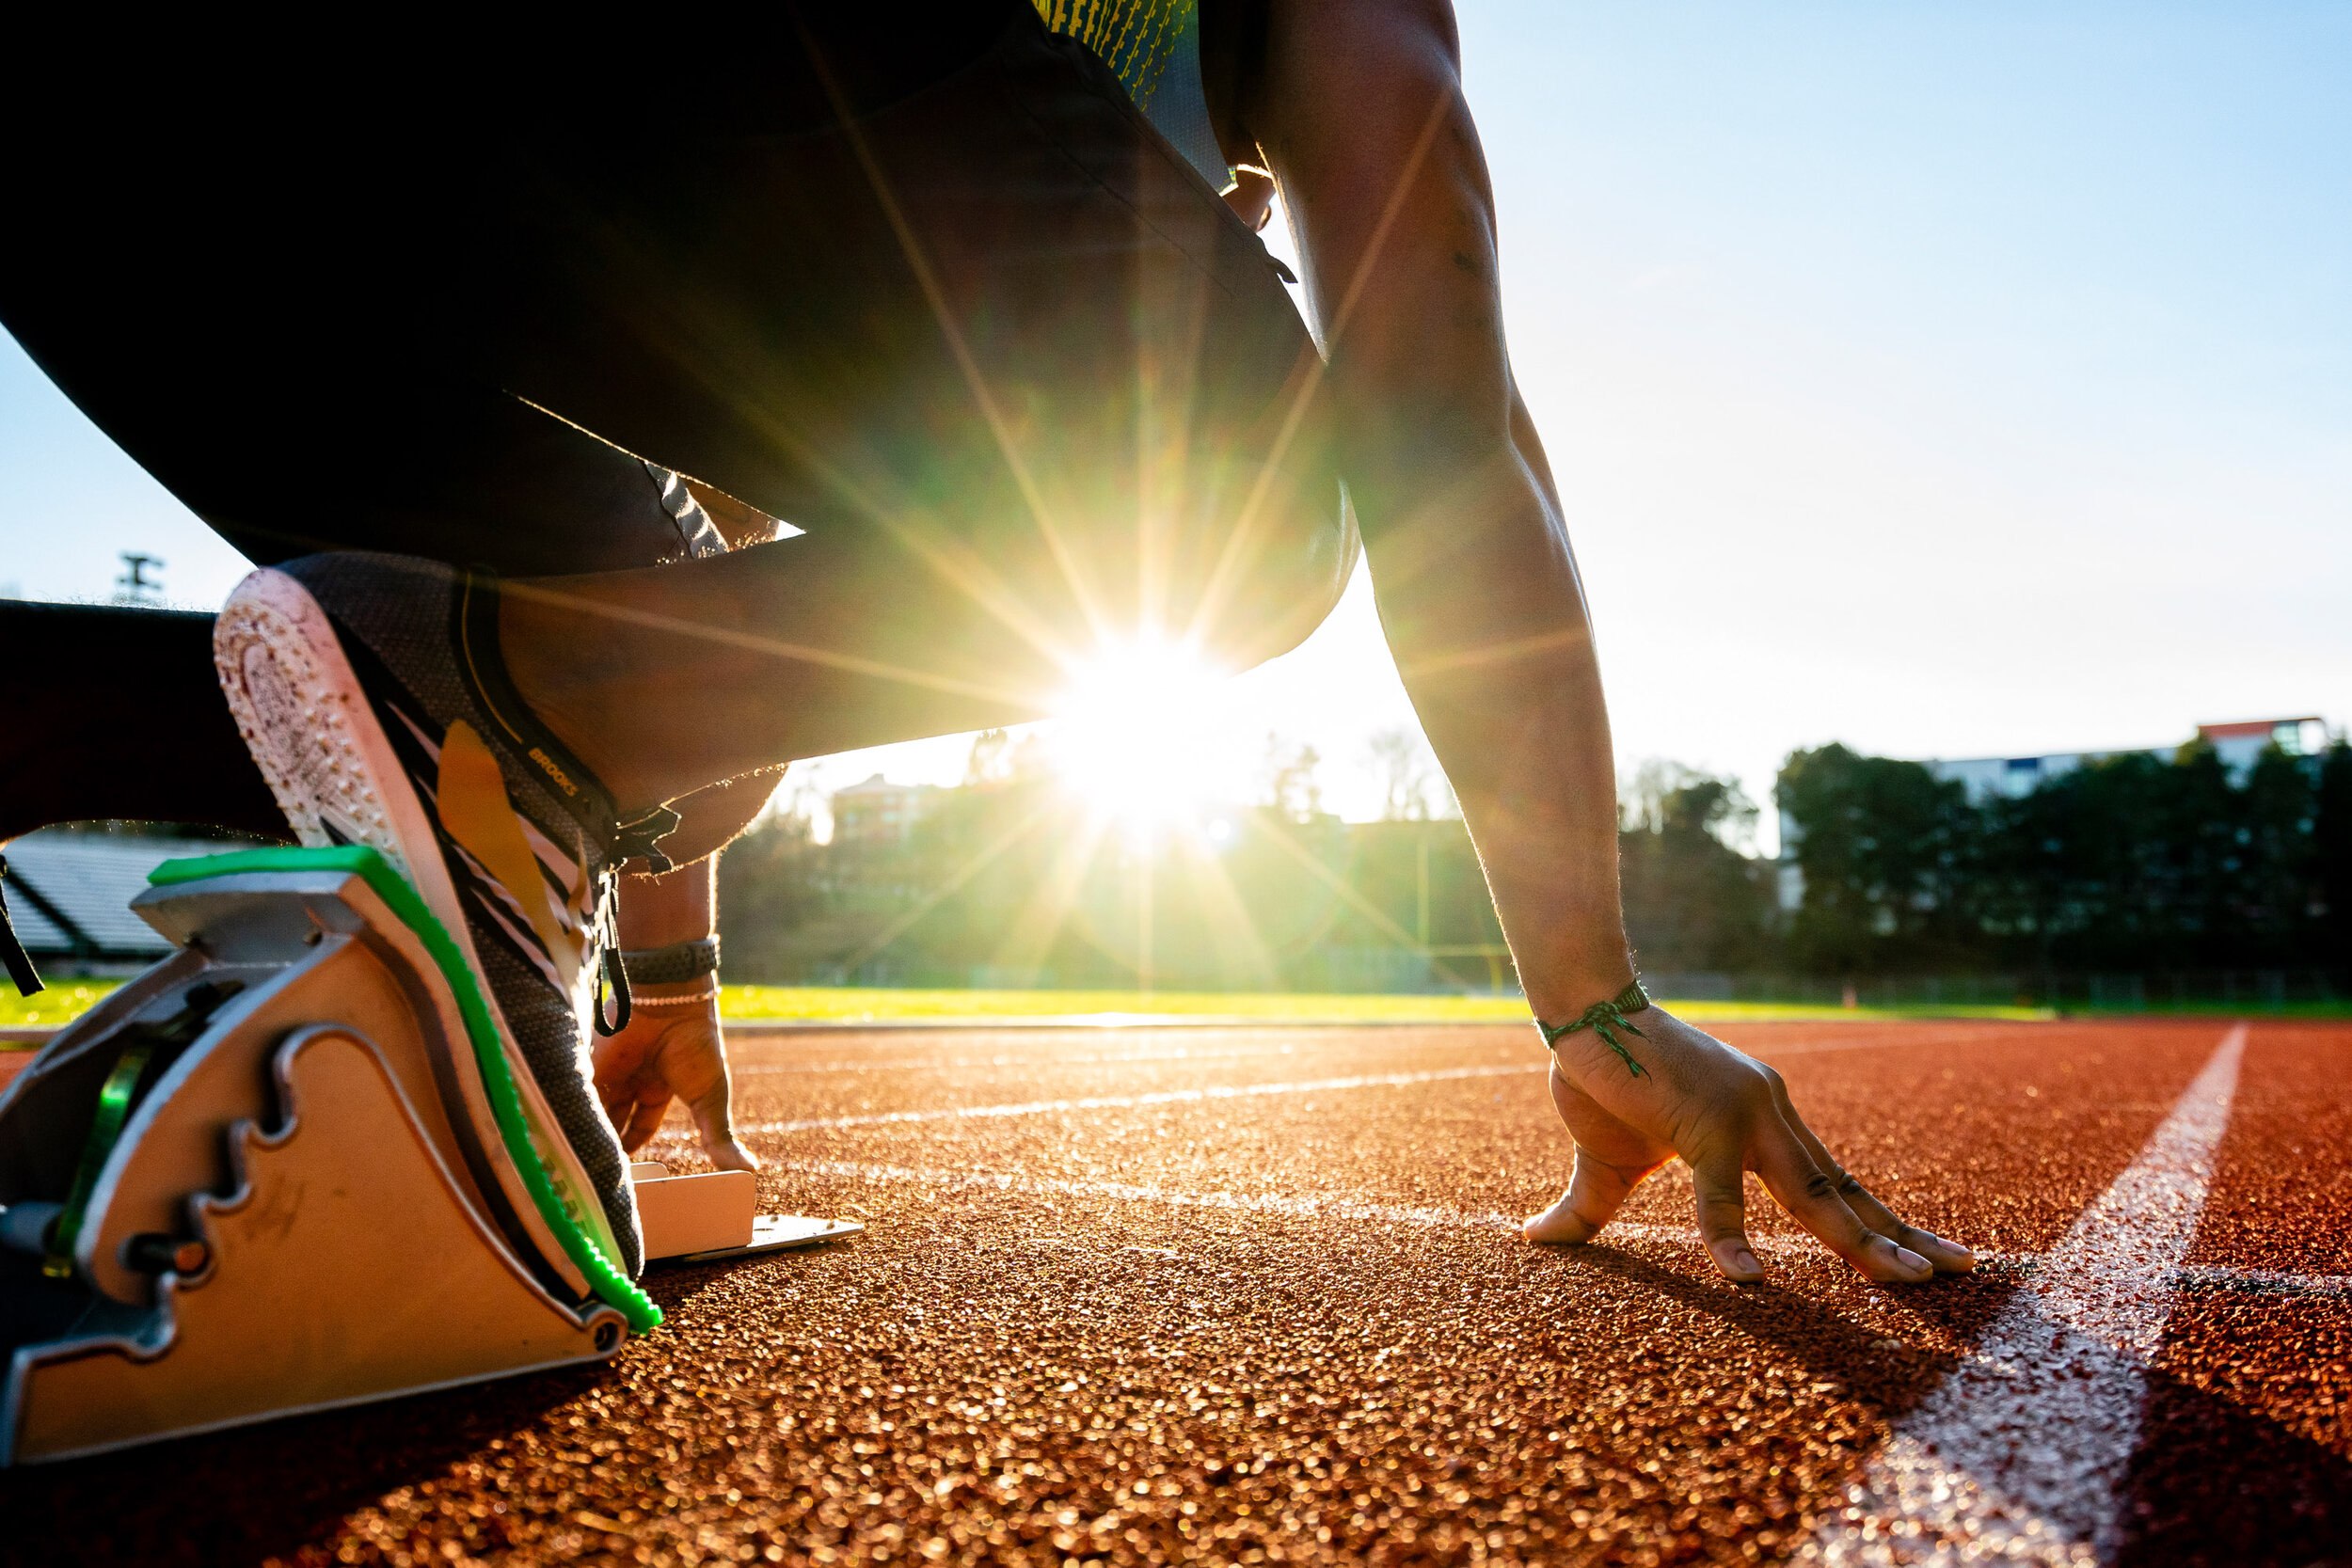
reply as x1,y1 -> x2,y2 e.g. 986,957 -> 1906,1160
0,981 -> 122,1034
3,978 -> 2058,1037
18,976 -> 2346,1040
712,985 -> 2056,1025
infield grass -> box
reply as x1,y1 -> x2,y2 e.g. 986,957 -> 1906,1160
710,986 -> 2053,1025
3,978 -> 2058,1037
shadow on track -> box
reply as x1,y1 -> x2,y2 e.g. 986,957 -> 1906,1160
0,1267 -> 742,1567
1538,1241 -> 2030,1423
0,1361 -> 612,1566
2122,1293 -> 2352,1567
1542,1243 -> 2352,1564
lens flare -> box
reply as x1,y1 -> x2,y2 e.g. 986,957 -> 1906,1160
1049,639 -> 1229,830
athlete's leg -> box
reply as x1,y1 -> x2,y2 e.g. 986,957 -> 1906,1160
1,6 -> 1340,1210
4,5 -> 1344,827
0,394 -> 745,841
470,12 -> 1349,810
0,18 -> 787,847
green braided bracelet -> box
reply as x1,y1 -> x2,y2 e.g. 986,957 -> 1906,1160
1536,978 -> 1653,1078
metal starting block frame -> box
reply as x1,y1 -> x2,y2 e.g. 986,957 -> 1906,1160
0,848 -> 859,1465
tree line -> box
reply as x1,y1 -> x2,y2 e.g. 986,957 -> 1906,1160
1776,739 -> 2351,976
716,734 -> 2350,990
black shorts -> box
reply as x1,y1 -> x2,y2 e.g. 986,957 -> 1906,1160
0,4 -> 1347,650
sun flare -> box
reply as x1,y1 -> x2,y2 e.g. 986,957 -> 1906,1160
1049,640 -> 1231,830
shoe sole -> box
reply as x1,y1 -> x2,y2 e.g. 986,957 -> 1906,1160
213,567 -> 625,1278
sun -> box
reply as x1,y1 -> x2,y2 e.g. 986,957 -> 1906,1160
1049,638 -> 1231,830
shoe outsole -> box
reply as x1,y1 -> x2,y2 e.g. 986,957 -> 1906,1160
213,567 -> 626,1277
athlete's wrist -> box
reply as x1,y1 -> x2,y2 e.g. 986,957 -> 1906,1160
1521,957 -> 1642,1032
628,976 -> 723,1008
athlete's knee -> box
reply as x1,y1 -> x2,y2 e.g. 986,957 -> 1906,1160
1183,469 -> 1358,673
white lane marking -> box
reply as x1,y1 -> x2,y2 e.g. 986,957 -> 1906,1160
755,1156 -> 1831,1258
728,1063 -> 1546,1134
724,1029 -> 1958,1079
771,1156 -> 1524,1230
2169,1262 -> 2352,1297
729,1161 -> 2341,1304
755,1161 -> 2343,1306
732,1045 -> 1319,1077
1806,1024 -> 2248,1567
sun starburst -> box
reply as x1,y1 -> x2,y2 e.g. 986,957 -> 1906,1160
1048,638 -> 1231,832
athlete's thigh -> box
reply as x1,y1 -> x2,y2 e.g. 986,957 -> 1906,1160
0,103 -> 698,575
1,6 -> 1351,638
474,7 -> 1352,667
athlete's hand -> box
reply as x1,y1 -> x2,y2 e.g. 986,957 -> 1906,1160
1523,1006 -> 1974,1284
592,989 -> 759,1172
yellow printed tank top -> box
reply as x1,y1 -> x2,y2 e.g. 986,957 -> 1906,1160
1032,0 -> 1231,188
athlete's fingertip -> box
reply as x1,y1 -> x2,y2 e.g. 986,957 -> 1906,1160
1709,1237 -> 1764,1283
1866,1237 -> 1933,1280
1523,1195 -> 1597,1245
1915,1232 -> 1976,1272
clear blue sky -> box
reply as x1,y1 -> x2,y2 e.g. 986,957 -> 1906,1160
3,3 -> 2344,834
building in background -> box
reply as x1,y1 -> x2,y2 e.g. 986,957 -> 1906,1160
828,775 -> 942,847
2191,717 -> 2331,774
1920,717 -> 2328,804
2,828 -> 224,974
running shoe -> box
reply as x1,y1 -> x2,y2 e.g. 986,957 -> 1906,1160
213,552 -> 678,1278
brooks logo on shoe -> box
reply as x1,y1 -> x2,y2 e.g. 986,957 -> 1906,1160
528,748 -> 578,798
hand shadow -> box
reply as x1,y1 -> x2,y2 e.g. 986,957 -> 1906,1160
1539,1237 -> 2031,1422
1537,1241 -> 2352,1564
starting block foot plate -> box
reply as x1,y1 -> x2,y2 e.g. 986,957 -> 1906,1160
677,1214 -> 864,1264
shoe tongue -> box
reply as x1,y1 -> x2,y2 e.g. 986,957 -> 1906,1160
450,571 -> 629,862
438,720 -> 589,990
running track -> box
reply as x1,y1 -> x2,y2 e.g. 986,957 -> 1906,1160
8,1018 -> 2345,1566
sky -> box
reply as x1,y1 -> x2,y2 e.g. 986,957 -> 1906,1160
4,3 -> 2345,847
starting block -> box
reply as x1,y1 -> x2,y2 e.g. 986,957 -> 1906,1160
0,847 -> 859,1465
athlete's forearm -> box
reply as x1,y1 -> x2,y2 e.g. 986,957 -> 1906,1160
1359,431 -> 1631,1020
1246,0 -> 1631,1017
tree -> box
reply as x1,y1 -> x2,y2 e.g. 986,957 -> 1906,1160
1976,741 -> 2327,971
1617,766 -> 1774,972
1261,735 -> 1324,822
1365,725 -> 1439,821
964,728 -> 1012,785
2320,742 -> 2352,965
714,800 -> 828,979
1776,744 -> 1979,974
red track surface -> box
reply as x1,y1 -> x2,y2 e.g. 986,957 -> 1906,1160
6,1018 -> 2344,1566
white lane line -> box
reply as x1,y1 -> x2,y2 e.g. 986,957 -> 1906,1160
728,1063 -> 1545,1135
1806,1024 -> 2248,1567
760,1156 -> 1832,1259
732,1045 -> 1317,1077
771,1156 -> 1524,1231
745,1160 -> 2343,1306
2169,1262 -> 2352,1297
